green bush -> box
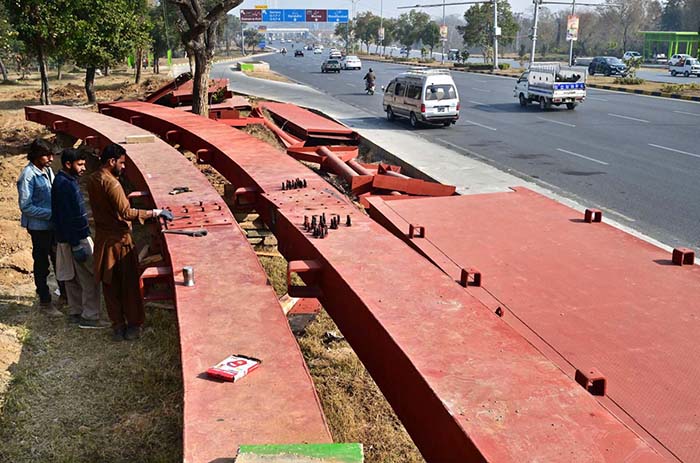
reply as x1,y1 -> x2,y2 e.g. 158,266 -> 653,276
613,76 -> 645,85
467,64 -> 493,71
498,63 -> 511,70
661,82 -> 700,94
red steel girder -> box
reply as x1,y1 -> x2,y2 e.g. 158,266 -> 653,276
145,72 -> 193,104
101,100 -> 667,463
24,105 -> 331,462
258,101 -> 359,144
366,188 -> 700,463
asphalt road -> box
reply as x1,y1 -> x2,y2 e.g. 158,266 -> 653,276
231,45 -> 700,249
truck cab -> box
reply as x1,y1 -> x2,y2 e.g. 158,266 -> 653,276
515,63 -> 586,110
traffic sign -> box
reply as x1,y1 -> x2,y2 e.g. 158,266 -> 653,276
327,9 -> 349,23
240,9 -> 263,22
259,41 -> 267,49
283,9 -> 305,22
262,9 -> 283,22
306,9 -> 327,22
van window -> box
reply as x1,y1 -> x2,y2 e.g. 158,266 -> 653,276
425,84 -> 456,101
395,82 -> 406,96
406,85 -> 422,100
386,81 -> 396,94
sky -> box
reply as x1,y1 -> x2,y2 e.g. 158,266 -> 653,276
228,0 -> 565,19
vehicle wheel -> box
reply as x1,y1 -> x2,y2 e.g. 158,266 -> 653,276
519,93 -> 527,107
671,70 -> 677,76
566,102 -> 577,110
684,71 -> 690,77
386,107 -> 395,121
409,112 -> 419,128
443,121 -> 451,127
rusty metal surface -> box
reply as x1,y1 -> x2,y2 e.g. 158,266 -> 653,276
258,101 -> 359,144
24,105 -> 331,462
366,187 -> 700,463
101,101 -> 667,463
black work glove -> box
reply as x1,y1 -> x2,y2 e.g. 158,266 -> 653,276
159,209 -> 174,221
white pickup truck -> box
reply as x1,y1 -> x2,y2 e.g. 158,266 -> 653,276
514,63 -> 586,110
669,58 -> 700,77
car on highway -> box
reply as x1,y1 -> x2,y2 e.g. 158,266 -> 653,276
313,48 -> 323,54
669,57 -> 700,77
588,56 -> 627,76
622,51 -> 642,62
306,45 -> 314,51
294,49 -> 304,57
669,53 -> 693,66
329,50 -> 342,60
341,55 -> 362,70
382,68 -> 460,128
321,59 -> 341,73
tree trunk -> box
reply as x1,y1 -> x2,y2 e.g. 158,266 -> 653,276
191,48 -> 211,116
57,62 -> 63,80
37,47 -> 51,105
188,51 -> 195,75
85,66 -> 96,103
0,58 -> 7,81
135,49 -> 143,84
103,65 -> 109,76
153,55 -> 160,74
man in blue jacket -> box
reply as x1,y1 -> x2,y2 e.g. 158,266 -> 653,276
16,139 -> 64,316
52,148 -> 107,329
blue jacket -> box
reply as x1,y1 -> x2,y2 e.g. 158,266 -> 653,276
51,170 -> 90,246
17,162 -> 54,231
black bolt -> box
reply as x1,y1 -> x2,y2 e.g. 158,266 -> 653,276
303,179 -> 307,188
346,215 -> 352,227
281,182 -> 286,191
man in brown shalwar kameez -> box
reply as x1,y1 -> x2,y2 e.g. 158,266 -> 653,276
87,143 -> 172,341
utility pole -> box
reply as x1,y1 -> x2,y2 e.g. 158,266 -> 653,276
441,0 -> 446,64
530,0 -> 540,65
568,0 -> 576,66
380,0 -> 384,55
493,0 -> 499,70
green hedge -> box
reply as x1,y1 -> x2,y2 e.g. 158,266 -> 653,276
498,63 -> 511,70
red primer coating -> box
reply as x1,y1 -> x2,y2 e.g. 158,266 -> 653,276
24,105 -> 331,463
101,101 -> 667,463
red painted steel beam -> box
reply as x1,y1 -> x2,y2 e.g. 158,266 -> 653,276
145,72 -> 193,104
366,189 -> 700,463
259,101 -> 359,144
101,101 -> 667,463
24,105 -> 332,462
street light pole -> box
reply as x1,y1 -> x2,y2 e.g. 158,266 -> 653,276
493,0 -> 499,70
441,0 -> 446,64
530,0 -> 540,65
380,0 -> 384,56
568,0 -> 576,66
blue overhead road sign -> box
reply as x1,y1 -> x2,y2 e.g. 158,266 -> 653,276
327,9 -> 349,23
262,9 -> 283,22
283,9 -> 305,22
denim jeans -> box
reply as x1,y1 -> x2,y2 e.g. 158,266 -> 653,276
28,229 -> 63,303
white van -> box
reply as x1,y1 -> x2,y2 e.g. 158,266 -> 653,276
382,69 -> 460,128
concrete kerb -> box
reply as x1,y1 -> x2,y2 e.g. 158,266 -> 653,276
360,55 -> 700,102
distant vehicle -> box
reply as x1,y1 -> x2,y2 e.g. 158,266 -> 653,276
653,53 -> 668,64
329,50 -> 342,59
514,63 -> 586,110
294,49 -> 304,57
588,56 -> 627,76
280,48 -> 287,55
669,57 -> 700,77
313,48 -> 322,54
573,57 -> 593,66
341,55 -> 362,70
382,68 -> 460,128
321,59 -> 341,73
622,51 -> 642,62
669,53 -> 693,66
306,45 -> 313,51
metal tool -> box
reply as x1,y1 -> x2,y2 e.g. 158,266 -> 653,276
169,186 -> 192,195
162,228 -> 208,237
183,266 -> 195,286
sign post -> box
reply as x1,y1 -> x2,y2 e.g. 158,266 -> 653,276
567,13 -> 579,66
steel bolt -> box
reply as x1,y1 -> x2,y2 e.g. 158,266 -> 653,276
346,215 -> 352,227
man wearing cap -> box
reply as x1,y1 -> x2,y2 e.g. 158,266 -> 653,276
16,138 -> 65,316
87,143 -> 172,341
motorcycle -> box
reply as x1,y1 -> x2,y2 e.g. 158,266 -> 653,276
281,48 -> 287,55
365,81 -> 375,95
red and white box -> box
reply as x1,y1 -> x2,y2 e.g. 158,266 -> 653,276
206,354 -> 261,382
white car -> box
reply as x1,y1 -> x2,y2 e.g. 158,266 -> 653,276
669,54 -> 693,66
341,55 -> 362,70
313,48 -> 322,54
329,51 -> 342,60
622,51 -> 642,62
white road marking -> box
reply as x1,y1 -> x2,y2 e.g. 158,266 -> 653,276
587,96 -> 609,101
536,116 -> 576,128
345,83 -> 354,87
471,87 -> 491,92
648,143 -> 700,159
673,110 -> 700,117
607,113 -> 650,123
464,120 -> 498,131
556,148 -> 609,166
469,100 -> 488,106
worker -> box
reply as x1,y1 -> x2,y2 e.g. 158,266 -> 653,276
52,148 -> 108,329
87,143 -> 173,341
16,138 -> 65,316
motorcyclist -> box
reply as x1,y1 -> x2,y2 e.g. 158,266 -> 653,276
363,68 -> 376,91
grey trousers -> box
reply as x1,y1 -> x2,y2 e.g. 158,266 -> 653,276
57,240 -> 101,320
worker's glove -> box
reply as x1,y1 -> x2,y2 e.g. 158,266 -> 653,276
72,245 -> 88,263
153,209 -> 174,221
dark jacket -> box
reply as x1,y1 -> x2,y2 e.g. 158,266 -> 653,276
51,170 -> 90,247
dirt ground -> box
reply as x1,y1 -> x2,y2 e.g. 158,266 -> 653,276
0,69 -> 424,462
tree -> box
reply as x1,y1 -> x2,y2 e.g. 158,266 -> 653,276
243,28 -> 263,52
150,1 -> 181,74
459,1 -> 518,63
0,3 -> 18,81
69,0 -> 150,103
396,10 -> 430,56
379,18 -> 397,55
168,0 -> 243,117
661,0 -> 683,30
422,21 -> 441,58
3,0 -> 73,104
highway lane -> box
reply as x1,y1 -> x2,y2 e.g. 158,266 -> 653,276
219,47 -> 700,249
